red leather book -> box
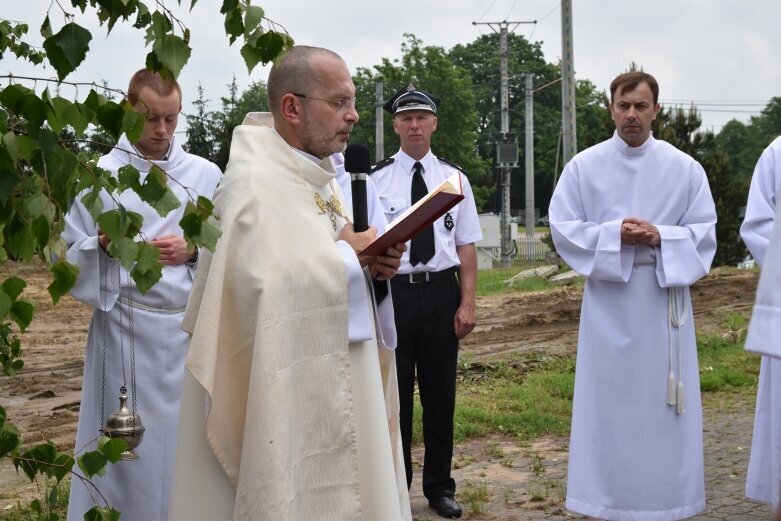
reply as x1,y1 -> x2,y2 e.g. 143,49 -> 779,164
360,171 -> 464,257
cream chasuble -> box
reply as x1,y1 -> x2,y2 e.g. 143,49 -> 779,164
168,113 -> 408,520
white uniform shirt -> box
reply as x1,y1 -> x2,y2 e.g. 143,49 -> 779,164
370,149 -> 482,274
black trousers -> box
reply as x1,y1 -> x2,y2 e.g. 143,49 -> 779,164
391,272 -> 460,500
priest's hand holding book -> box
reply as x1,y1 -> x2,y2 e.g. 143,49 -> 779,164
338,224 -> 406,280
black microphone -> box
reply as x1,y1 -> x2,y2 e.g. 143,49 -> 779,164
344,144 -> 371,232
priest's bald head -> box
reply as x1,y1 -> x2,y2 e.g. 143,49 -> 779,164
268,46 -> 359,159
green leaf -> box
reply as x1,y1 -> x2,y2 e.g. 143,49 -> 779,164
256,31 -> 285,65
134,242 -> 159,272
107,237 -> 139,271
244,5 -> 264,35
83,90 -> 107,114
7,226 -> 36,262
0,84 -> 30,115
121,101 -> 145,143
97,209 -> 124,242
2,277 -> 25,301
145,48 -> 165,74
15,134 -> 39,160
96,101 -> 125,141
138,165 -> 181,216
81,188 -> 105,222
223,8 -> 244,44
48,452 -> 74,483
48,261 -> 79,305
117,164 -> 141,192
77,449 -> 108,478
84,506 -> 121,521
40,15 -> 53,39
42,22 -> 92,81
48,486 -> 58,510
125,211 -> 144,238
63,101 -> 93,137
134,2 -> 151,29
196,220 -> 222,251
240,42 -> 262,74
0,421 -> 21,458
0,149 -> 17,204
10,299 -> 36,332
24,192 -> 55,221
21,93 -> 48,135
2,131 -> 19,162
147,10 -> 172,43
131,261 -> 163,293
47,96 -> 73,133
151,35 -> 191,79
14,442 -> 57,482
220,0 -> 239,13
0,290 -> 12,319
98,437 -> 127,464
31,215 -> 50,248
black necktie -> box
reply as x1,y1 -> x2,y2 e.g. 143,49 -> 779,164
409,161 -> 435,266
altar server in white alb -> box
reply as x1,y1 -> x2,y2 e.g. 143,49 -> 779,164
63,69 -> 221,520
741,135 -> 781,512
167,46 -> 411,520
549,70 -> 717,521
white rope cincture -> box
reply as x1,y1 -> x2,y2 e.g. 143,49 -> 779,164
667,287 -> 688,414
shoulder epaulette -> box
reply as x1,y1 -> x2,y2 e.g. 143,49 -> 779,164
369,157 -> 394,174
437,157 -> 467,175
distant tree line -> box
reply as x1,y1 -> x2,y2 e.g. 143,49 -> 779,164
184,33 -> 781,267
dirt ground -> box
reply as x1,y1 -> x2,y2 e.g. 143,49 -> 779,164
0,262 -> 761,519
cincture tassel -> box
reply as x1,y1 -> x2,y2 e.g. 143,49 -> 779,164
667,287 -> 688,415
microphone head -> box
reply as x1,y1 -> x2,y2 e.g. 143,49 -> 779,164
344,144 -> 372,173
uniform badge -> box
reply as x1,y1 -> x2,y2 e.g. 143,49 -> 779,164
444,212 -> 454,231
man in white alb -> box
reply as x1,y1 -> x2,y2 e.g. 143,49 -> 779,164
63,69 -> 221,520
741,135 -> 781,514
549,70 -> 717,521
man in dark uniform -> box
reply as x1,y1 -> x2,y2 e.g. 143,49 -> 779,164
370,85 -> 482,519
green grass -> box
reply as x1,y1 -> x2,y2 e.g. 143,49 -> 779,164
411,356 -> 576,445
0,478 -> 69,521
458,479 -> 490,516
477,263 -> 559,295
697,313 -> 760,393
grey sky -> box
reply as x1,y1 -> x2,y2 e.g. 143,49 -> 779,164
3,0 -> 780,136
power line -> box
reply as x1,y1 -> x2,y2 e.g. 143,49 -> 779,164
475,0 -> 500,23
659,98 -> 770,104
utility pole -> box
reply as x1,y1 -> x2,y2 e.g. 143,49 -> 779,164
561,0 -> 577,165
524,73 -> 534,245
473,19 -> 535,267
375,81 -> 384,162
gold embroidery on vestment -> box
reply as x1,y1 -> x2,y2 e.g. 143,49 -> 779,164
314,193 -> 346,230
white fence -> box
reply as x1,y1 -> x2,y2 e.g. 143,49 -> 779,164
515,236 -> 553,262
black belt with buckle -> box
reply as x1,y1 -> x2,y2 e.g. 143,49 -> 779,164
394,266 -> 458,284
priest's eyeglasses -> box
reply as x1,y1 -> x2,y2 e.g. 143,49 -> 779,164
293,93 -> 357,112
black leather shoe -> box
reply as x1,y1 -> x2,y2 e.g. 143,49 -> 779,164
428,496 -> 462,518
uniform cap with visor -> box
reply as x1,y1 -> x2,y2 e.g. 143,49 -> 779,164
383,84 -> 439,115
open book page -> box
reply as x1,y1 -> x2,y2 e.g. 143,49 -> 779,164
386,171 -> 462,232
360,170 -> 464,257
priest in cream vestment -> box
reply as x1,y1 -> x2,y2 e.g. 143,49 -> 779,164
168,46 -> 411,520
